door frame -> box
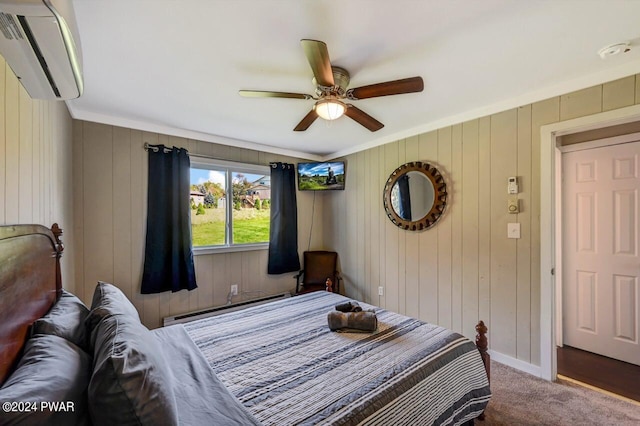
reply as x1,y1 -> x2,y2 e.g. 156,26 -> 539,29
540,104 -> 640,381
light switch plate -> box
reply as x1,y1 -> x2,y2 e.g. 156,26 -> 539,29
508,223 -> 521,239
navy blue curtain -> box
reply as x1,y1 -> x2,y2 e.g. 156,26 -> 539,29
141,145 -> 197,294
397,174 -> 412,221
268,162 -> 300,274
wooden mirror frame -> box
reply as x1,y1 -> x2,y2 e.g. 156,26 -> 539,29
383,161 -> 447,231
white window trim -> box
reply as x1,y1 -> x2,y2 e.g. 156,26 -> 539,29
190,156 -> 270,255
194,243 -> 268,255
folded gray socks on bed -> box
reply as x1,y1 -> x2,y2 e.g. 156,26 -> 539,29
328,301 -> 377,332
334,301 -> 363,312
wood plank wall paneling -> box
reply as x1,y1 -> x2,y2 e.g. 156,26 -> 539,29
560,86 -> 602,121
396,140 -> 406,315
418,131 -> 439,325
461,120 -> 480,340
437,127 -> 453,329
355,150 -> 366,303
477,117 -> 492,329
113,127 -> 133,305
516,105 -> 532,361
329,77 -> 640,366
450,124 -> 463,333
0,55 -> 74,292
72,114 -> 85,301
383,142 -> 399,312
404,135 -> 420,319
602,76 -> 636,111
19,88 -> 32,223
5,63 -> 19,224
367,146 -> 381,306
0,59 -> 5,224
489,109 -> 518,357
73,121 -> 322,328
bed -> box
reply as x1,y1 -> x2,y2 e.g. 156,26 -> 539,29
0,224 -> 491,425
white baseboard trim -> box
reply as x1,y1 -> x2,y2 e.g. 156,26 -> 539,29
488,350 -> 542,378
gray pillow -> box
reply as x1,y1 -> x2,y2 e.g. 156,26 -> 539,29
0,334 -> 91,425
88,313 -> 178,426
31,289 -> 90,351
85,281 -> 140,335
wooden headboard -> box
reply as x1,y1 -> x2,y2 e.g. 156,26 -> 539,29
0,224 -> 63,384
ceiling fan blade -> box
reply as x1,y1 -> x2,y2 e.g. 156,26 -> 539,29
347,76 -> 424,100
301,39 -> 334,87
344,105 -> 384,132
293,110 -> 319,131
239,90 -> 312,100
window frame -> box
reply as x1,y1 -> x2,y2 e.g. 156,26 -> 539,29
190,156 -> 271,255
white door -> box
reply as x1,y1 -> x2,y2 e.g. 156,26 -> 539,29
562,140 -> 640,366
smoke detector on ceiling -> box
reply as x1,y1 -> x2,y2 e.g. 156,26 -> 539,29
598,42 -> 631,59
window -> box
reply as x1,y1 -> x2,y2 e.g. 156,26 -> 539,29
190,157 -> 271,253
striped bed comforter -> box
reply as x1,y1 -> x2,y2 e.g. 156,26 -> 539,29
184,291 -> 491,426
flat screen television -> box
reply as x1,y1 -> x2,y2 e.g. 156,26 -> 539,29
297,161 -> 346,191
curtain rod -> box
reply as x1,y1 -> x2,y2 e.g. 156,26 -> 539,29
143,143 -> 177,153
144,142 -> 281,168
269,162 -> 294,169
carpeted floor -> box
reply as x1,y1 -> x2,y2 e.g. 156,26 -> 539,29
481,360 -> 640,425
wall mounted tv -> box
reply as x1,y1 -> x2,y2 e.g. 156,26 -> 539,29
297,161 -> 346,191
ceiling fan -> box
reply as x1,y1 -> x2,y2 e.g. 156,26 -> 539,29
239,39 -> 424,132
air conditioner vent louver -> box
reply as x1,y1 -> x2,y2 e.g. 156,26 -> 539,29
0,12 -> 23,40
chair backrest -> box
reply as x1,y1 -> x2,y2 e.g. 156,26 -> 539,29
303,251 -> 338,286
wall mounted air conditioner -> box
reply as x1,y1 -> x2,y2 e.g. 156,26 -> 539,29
0,0 -> 83,100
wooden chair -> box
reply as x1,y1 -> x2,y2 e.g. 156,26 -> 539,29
294,251 -> 341,294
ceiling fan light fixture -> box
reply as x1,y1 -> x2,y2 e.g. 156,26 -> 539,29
314,98 -> 346,120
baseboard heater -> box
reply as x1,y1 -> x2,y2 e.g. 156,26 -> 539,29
163,292 -> 291,326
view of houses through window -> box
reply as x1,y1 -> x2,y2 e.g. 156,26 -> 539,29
190,160 -> 270,248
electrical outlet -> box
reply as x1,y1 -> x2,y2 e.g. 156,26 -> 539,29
231,284 -> 238,296
378,286 -> 384,296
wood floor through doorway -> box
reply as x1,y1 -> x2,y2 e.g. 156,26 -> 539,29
557,345 -> 640,403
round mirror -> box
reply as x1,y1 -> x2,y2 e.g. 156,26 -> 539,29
383,162 -> 447,231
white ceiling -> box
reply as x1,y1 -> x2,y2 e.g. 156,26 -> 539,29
67,0 -> 640,160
